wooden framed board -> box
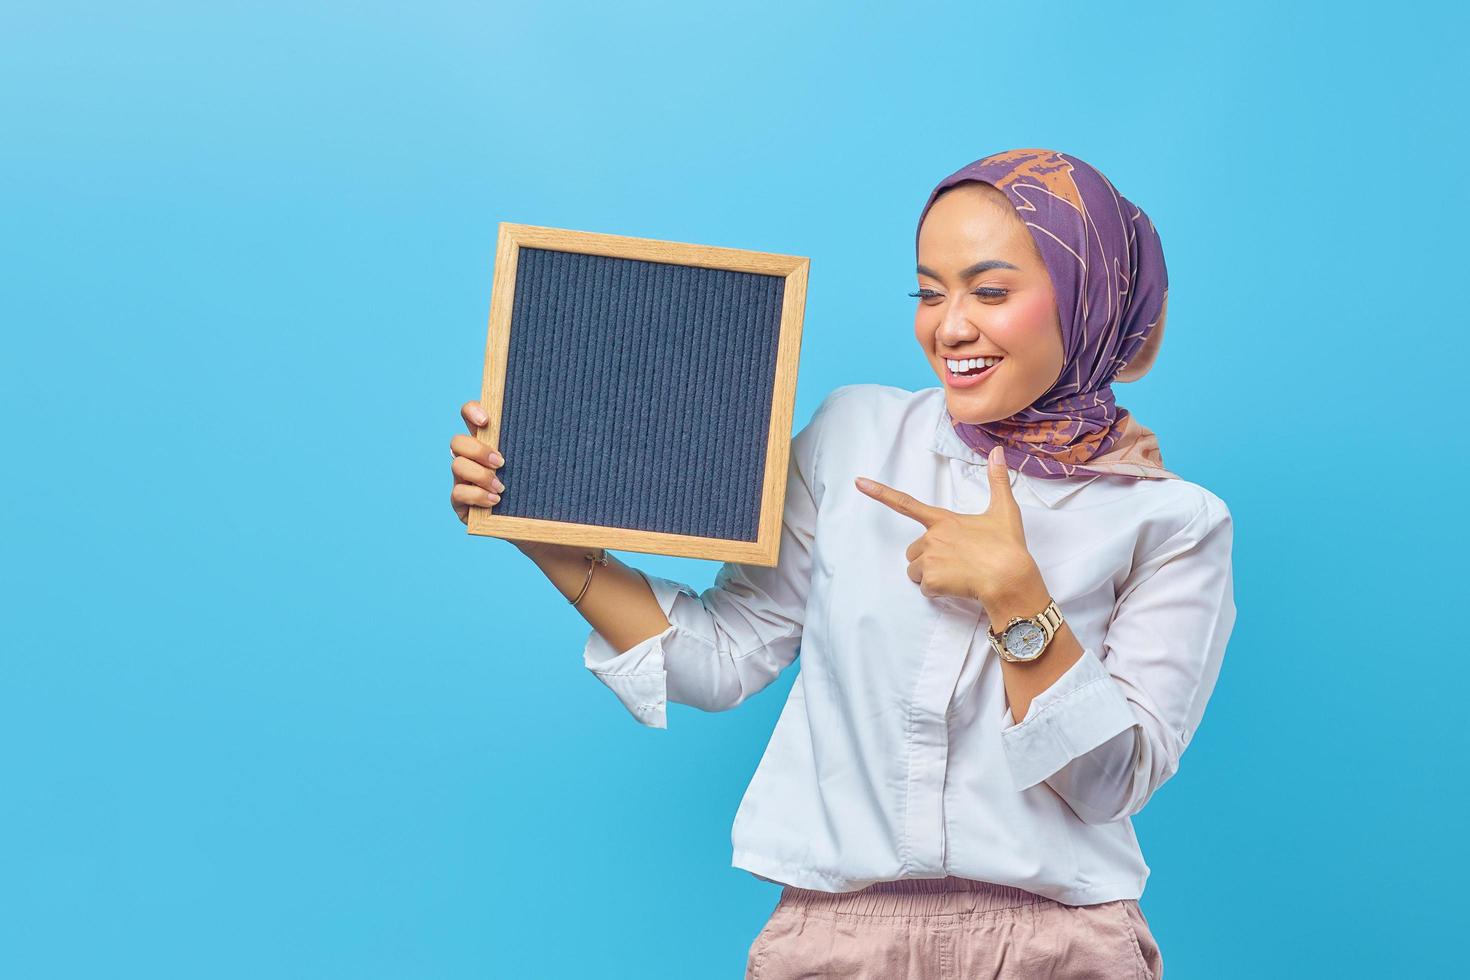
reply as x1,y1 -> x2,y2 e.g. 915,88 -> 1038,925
465,222 -> 808,566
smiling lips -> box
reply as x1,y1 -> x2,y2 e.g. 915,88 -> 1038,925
945,358 -> 1000,388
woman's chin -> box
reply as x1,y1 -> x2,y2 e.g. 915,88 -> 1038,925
942,385 -> 1000,424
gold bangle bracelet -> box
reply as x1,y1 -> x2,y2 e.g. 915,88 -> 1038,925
570,548 -> 609,607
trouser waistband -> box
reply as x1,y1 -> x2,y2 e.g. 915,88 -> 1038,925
777,876 -> 1053,917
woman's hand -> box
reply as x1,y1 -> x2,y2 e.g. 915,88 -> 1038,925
450,399 -> 507,525
855,445 -> 1045,612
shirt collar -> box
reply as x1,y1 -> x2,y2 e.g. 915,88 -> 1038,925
928,394 -> 1102,509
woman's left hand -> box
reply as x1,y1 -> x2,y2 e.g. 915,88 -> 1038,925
855,445 -> 1044,610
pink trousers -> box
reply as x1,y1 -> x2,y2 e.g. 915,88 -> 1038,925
744,875 -> 1162,979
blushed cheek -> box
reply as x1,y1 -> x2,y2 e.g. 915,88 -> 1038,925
989,291 -> 1056,353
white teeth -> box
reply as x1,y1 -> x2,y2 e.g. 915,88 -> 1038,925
946,356 -> 1002,372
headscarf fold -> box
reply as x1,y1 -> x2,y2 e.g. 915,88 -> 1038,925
915,148 -> 1179,481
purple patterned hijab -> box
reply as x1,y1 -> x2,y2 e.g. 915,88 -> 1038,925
915,148 -> 1179,481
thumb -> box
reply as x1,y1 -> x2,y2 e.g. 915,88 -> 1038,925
986,445 -> 1020,517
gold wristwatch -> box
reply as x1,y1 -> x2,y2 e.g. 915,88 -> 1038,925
987,598 -> 1064,663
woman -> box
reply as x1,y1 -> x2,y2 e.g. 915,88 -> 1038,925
449,148 -> 1234,978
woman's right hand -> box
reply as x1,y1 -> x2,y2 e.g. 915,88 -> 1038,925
451,399 -> 507,527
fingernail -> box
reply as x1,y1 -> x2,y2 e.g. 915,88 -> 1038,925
492,452 -> 504,466
493,479 -> 505,492
856,477 -> 875,492
473,408 -> 488,425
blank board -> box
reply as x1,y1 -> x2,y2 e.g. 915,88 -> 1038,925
466,222 -> 808,566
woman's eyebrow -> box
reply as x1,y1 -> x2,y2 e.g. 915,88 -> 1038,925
916,259 -> 1021,279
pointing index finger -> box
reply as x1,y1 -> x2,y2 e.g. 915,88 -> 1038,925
856,477 -> 946,528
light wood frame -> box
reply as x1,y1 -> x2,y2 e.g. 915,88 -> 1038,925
466,222 -> 809,566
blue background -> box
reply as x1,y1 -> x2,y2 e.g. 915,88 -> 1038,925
3,1 -> 1463,976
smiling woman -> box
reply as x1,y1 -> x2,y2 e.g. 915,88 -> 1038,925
470,147 -> 1233,980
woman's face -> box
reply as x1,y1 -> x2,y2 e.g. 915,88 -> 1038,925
914,184 -> 1064,425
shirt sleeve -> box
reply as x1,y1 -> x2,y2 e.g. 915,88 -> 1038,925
581,387 -> 848,729
998,494 -> 1236,824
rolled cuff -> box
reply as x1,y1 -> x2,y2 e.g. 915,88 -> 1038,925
582,572 -> 697,729
999,647 -> 1139,792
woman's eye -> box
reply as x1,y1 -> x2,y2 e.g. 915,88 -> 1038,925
907,287 -> 1008,301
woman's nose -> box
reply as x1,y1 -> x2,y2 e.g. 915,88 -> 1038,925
937,304 -> 979,346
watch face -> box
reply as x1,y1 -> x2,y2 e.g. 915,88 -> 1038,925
1004,621 -> 1046,659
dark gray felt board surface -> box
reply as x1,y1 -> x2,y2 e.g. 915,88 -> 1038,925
492,247 -> 787,542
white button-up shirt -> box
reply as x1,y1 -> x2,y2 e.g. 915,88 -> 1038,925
583,383 -> 1236,904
